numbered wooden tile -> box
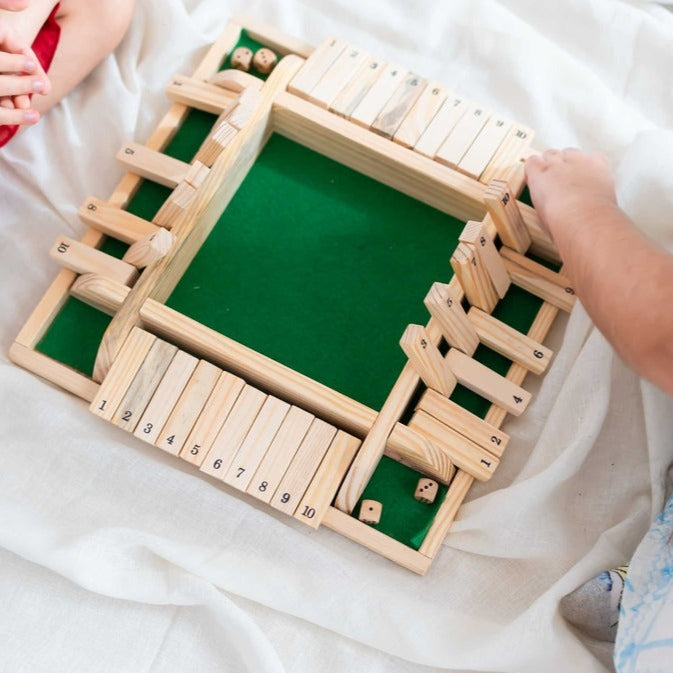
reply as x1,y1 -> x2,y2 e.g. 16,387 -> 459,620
435,104 -> 490,168
329,57 -> 385,118
358,499 -> 382,525
308,45 -> 368,109
400,324 -> 457,396
90,328 -> 156,422
223,396 -> 290,491
133,350 -> 198,445
483,179 -> 531,253
393,82 -> 447,149
294,430 -> 361,529
288,37 -> 347,98
199,385 -> 267,479
179,371 -> 245,466
414,94 -> 467,158
423,282 -> 479,355
155,360 -> 221,455
416,388 -> 509,456
247,405 -> 314,504
371,73 -> 427,139
445,348 -> 531,416
459,220 -> 511,298
414,478 -> 438,504
111,339 -> 178,432
50,236 -> 138,286
349,63 -> 408,128
270,418 -> 337,516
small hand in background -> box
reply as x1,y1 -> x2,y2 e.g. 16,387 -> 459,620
0,21 -> 51,126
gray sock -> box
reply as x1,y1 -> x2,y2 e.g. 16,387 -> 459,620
559,565 -> 628,642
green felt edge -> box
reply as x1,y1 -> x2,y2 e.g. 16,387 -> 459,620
34,31 -> 545,552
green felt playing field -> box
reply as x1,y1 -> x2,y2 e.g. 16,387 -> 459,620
35,36 -> 544,550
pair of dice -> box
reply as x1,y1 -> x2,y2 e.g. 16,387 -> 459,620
231,46 -> 278,75
358,478 -> 439,525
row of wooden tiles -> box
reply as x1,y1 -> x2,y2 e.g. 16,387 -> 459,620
90,326 -> 362,528
49,74 -> 269,279
287,37 -> 533,183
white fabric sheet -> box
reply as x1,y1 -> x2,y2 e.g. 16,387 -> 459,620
1,1 -> 672,671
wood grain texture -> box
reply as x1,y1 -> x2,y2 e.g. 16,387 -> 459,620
179,371 -> 245,467
416,388 -> 509,457
79,198 -> 159,244
134,350 -> 199,445
423,282 -> 479,354
445,348 -> 531,416
400,323 -> 457,396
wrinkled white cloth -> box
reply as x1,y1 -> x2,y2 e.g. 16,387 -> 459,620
1,1 -> 673,671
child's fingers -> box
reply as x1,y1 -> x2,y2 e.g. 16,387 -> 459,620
0,105 -> 38,125
22,47 -> 51,93
0,20 -> 29,54
13,93 -> 29,108
0,73 -> 47,97
0,51 -> 36,74
0,95 -> 13,109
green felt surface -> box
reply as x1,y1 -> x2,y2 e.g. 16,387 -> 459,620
167,133 -> 467,412
35,35 -> 545,551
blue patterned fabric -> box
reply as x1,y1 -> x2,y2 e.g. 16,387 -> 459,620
615,494 -> 673,672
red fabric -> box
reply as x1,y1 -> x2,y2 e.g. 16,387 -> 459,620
0,3 -> 61,148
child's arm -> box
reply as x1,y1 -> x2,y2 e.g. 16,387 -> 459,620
526,149 -> 673,395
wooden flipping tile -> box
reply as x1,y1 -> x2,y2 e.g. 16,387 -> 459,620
295,430 -> 361,528
393,82 -> 447,149
467,307 -> 553,375
90,328 -> 156,422
408,410 -> 499,481
450,243 -> 498,313
226,88 -> 262,130
307,45 -> 368,109
349,63 -> 408,128
435,104 -> 490,168
79,197 -> 159,245
165,74 -> 238,115
459,221 -> 511,298
483,180 -> 531,253
423,282 -> 480,355
457,116 -> 512,180
500,254 -> 576,313
152,181 -> 197,229
155,360 -> 222,455
414,94 -> 467,158
179,371 -> 245,467
416,388 -> 509,457
445,348 -> 531,416
481,124 -> 534,185
329,56 -> 385,118
223,396 -> 290,491
111,339 -> 178,432
270,418 -> 337,516
199,385 -> 267,479
400,324 -> 457,396
194,118 -> 238,167
288,37 -> 348,98
50,236 -> 138,286
134,350 -> 199,445
117,142 -> 191,189
247,406 -> 314,504
371,73 -> 427,139
122,228 -> 175,269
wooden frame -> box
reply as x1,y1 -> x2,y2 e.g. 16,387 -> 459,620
10,16 -> 570,574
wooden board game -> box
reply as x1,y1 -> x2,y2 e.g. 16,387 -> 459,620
10,15 -> 573,574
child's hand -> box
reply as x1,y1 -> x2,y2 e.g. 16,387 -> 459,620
0,20 -> 50,126
525,149 -> 618,236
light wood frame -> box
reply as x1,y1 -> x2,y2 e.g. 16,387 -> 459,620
10,16 -> 567,574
